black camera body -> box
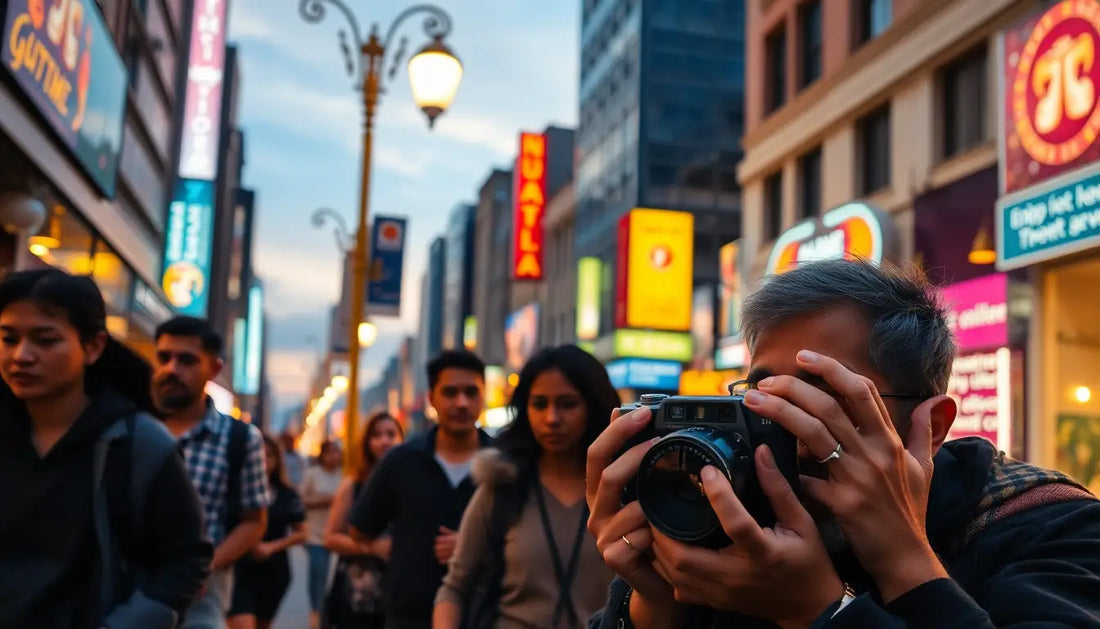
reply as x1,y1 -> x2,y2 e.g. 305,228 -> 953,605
619,392 -> 799,548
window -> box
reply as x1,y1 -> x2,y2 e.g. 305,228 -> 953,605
763,172 -> 783,241
765,26 -> 787,113
942,47 -> 988,159
854,0 -> 892,47
858,105 -> 891,194
799,0 -> 822,88
798,147 -> 822,219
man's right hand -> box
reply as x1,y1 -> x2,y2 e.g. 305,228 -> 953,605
586,407 -> 680,625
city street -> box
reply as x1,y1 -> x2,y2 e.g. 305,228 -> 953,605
273,548 -> 311,629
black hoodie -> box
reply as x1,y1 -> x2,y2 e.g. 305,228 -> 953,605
592,437 -> 1100,628
0,389 -> 211,628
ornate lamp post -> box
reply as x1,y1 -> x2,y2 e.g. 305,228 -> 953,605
299,1 -> 463,474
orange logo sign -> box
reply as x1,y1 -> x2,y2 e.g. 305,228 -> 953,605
1013,0 -> 1100,166
766,203 -> 887,276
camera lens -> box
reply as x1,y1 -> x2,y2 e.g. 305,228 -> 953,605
635,427 -> 751,547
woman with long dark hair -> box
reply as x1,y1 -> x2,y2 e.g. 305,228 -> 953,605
321,412 -> 405,628
0,268 -> 210,628
302,440 -> 345,627
227,434 -> 307,629
434,345 -> 618,628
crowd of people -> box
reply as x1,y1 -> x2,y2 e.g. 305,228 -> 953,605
2,259 -> 1100,629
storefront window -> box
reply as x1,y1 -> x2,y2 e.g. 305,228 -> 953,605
91,240 -> 134,337
28,204 -> 93,274
1042,257 -> 1100,494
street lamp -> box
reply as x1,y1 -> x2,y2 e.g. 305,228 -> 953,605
300,0 -> 463,474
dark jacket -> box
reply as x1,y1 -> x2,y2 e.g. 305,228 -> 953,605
348,424 -> 492,622
592,437 -> 1100,628
0,390 -> 211,628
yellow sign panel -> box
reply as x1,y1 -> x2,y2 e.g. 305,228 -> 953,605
625,209 -> 694,331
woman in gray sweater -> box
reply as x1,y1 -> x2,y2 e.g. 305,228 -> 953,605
434,345 -> 618,628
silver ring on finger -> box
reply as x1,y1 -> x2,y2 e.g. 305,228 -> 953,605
817,442 -> 843,464
621,534 -> 637,551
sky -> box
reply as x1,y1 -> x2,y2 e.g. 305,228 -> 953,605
225,1 -> 580,417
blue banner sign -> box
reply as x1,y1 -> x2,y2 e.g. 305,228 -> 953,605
161,179 -> 215,317
2,0 -> 127,196
997,162 -> 1100,271
368,216 -> 407,317
606,358 -> 683,391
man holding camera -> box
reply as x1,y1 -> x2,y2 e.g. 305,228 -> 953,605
587,259 -> 1100,628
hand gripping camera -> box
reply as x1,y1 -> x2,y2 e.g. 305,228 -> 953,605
619,390 -> 800,548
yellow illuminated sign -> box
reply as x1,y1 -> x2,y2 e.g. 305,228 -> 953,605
619,208 -> 694,331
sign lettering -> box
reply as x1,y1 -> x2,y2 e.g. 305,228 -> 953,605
161,179 -> 215,317
2,0 -> 127,195
512,132 -> 546,280
997,161 -> 1100,269
178,0 -> 228,181
766,202 -> 894,276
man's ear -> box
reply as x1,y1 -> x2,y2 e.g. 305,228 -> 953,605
911,395 -> 957,454
211,356 -> 224,379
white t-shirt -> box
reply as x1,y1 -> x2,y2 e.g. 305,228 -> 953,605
435,453 -> 472,488
301,465 -> 345,545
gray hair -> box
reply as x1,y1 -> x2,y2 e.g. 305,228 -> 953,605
741,259 -> 956,399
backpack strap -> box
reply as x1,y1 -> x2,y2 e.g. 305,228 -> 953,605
223,418 -> 251,531
127,414 -> 180,550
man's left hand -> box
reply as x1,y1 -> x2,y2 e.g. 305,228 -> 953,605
747,350 -> 950,602
650,446 -> 844,629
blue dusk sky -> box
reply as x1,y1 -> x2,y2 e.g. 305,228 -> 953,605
225,1 -> 580,416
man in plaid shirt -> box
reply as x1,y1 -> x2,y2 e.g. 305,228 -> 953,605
153,317 -> 269,629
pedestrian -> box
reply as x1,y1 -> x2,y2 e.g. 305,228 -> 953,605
349,349 -> 493,628
434,345 -> 617,628
322,413 -> 405,628
302,440 -> 345,627
153,316 -> 270,629
0,269 -> 210,628
588,259 -> 1100,628
227,434 -> 308,629
281,430 -> 306,487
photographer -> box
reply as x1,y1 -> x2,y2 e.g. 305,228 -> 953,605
587,259 -> 1100,628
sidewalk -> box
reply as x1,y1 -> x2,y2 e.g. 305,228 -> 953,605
273,546 -> 311,628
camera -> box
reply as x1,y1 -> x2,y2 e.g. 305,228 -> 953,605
619,391 -> 799,548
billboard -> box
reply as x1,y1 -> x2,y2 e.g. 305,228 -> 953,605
1000,0 -> 1100,195
576,257 -> 601,341
690,284 -> 716,370
505,303 -> 540,372
2,0 -> 127,196
161,179 -> 215,316
593,329 -> 693,363
946,348 -> 1012,452
178,0 -> 230,181
607,358 -> 682,391
615,208 -> 694,331
513,132 -> 546,280
766,202 -> 895,276
368,216 -> 407,317
243,283 -> 264,395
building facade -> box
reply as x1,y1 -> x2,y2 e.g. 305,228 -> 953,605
414,236 -> 447,395
542,182 -> 578,347
576,0 -> 745,339
0,0 -> 187,360
441,203 -> 476,351
471,169 -> 514,366
739,0 -> 1100,493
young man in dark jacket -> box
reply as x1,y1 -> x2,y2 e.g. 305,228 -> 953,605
587,259 -> 1100,628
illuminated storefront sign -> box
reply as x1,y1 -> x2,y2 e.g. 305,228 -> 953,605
178,0 -> 229,181
161,179 -> 215,316
615,208 -> 694,331
576,257 -> 601,341
505,303 -> 540,372
679,369 -> 744,396
716,239 -> 747,370
942,273 -> 1009,352
1002,0 -> 1100,194
513,132 -> 546,280
946,348 -> 1012,452
766,202 -> 893,276
463,315 -> 478,350
2,0 -> 127,196
607,358 -> 682,391
996,161 -> 1100,269
596,329 -> 693,363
